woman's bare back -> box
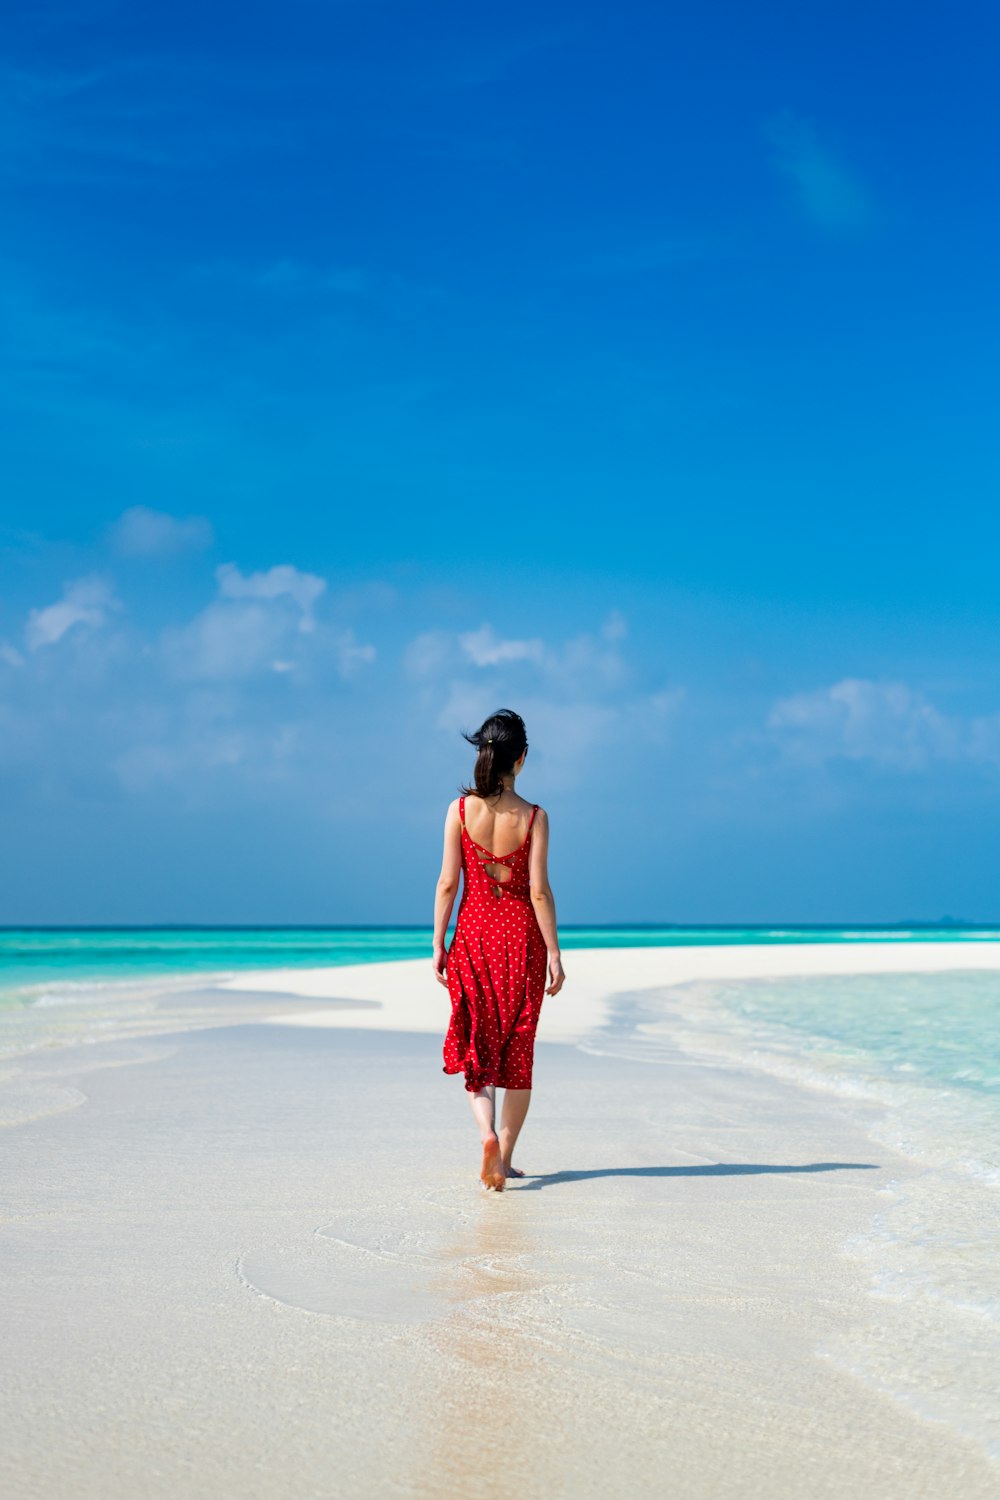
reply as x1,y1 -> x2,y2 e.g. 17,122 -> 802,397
461,791 -> 537,857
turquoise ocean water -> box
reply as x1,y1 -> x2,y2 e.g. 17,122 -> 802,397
2,922 -> 997,994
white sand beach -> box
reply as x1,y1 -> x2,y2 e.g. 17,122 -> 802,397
3,942 -> 1000,1498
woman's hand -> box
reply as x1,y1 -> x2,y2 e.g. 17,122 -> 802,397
545,953 -> 565,996
432,943 -> 449,988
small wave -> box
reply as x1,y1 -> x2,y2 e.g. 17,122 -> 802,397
837,930 -> 915,939
0,1078 -> 87,1127
16,972 -> 211,1009
31,983 -> 124,1008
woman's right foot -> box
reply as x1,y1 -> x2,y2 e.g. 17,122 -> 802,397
480,1133 -> 505,1191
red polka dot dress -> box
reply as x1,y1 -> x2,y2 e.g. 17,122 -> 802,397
443,796 -> 548,1092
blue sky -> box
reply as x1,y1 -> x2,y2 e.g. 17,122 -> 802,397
2,1 -> 999,924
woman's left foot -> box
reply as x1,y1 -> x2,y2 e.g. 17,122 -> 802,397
480,1134 -> 505,1191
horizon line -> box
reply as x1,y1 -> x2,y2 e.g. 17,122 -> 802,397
2,920 -> 997,934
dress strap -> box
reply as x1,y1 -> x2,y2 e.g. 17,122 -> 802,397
528,803 -> 539,831
459,795 -> 466,829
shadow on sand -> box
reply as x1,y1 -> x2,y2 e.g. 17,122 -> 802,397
515,1161 -> 878,1190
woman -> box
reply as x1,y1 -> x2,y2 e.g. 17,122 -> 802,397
433,708 -> 565,1191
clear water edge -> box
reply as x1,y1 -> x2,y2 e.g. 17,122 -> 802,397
617,973 -> 1000,1468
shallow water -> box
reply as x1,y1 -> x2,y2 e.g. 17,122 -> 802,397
586,971 -> 1000,1465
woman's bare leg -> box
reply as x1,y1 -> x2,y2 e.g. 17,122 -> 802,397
499,1089 -> 531,1177
469,1086 -> 504,1190
469,1085 -> 495,1140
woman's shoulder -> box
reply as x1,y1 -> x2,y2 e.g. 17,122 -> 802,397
524,797 -> 547,830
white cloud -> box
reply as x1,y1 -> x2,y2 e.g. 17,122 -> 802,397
162,565 -> 372,682
216,562 -> 326,631
164,602 -> 288,680
765,112 -> 872,231
429,611 -> 682,790
25,576 -> 120,651
459,623 -> 545,668
404,630 -> 453,680
769,679 -> 959,770
409,618 -> 633,689
435,685 -> 683,791
333,628 -> 376,676
110,506 -> 214,557
0,641 -> 24,668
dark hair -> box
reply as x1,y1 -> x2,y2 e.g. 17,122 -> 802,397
459,708 -> 528,801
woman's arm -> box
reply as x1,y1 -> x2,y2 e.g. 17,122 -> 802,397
528,809 -> 566,996
432,799 -> 463,988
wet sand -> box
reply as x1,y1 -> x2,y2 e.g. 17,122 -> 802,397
3,960 -> 999,1498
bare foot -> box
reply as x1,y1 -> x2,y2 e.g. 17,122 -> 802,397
480,1134 -> 505,1191
503,1164 -> 525,1178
